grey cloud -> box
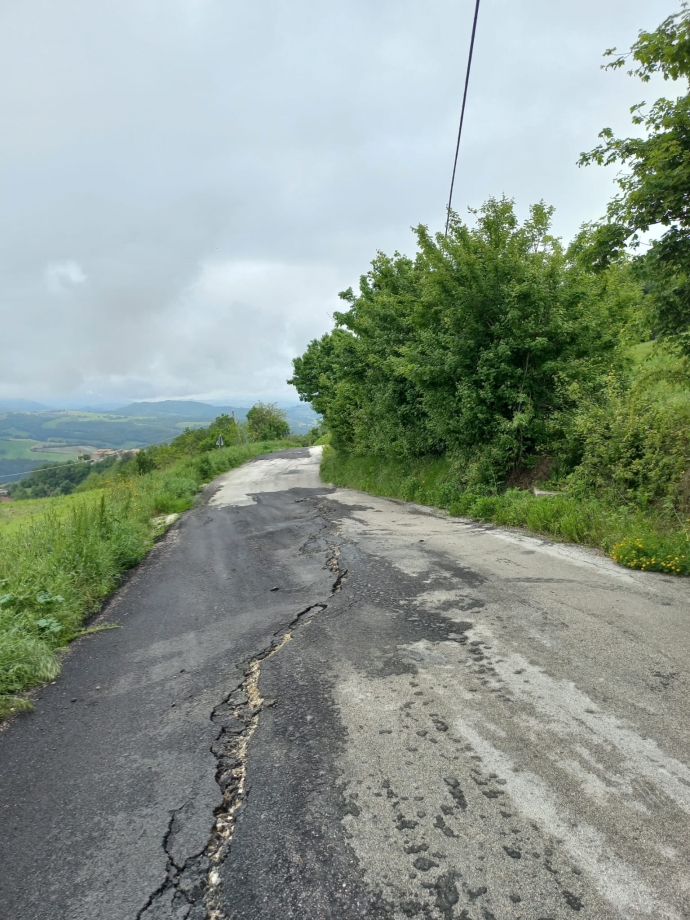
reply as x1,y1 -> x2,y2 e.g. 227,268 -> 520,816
0,0 -> 678,403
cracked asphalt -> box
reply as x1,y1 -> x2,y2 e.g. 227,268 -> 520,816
1,446 -> 689,920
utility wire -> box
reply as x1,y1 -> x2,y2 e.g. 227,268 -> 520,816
445,0 -> 482,236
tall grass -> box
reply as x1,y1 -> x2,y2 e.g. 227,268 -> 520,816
321,447 -> 690,577
0,441 -> 291,717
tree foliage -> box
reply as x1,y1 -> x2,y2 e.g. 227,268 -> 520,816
291,4 -> 690,527
579,3 -> 690,353
245,402 -> 290,441
135,450 -> 157,475
291,198 -> 637,484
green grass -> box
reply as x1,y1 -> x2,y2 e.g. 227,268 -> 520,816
0,440 -> 293,718
0,437 -> 80,463
0,493 -> 90,536
45,411 -> 118,423
321,447 -> 690,578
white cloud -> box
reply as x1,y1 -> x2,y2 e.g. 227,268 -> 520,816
44,260 -> 87,293
0,0 -> 678,404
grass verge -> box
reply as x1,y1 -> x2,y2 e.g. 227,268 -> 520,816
321,447 -> 690,578
0,441 -> 292,718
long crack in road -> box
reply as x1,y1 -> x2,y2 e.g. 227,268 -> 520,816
0,447 -> 688,920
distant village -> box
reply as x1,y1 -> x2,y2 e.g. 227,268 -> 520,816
77,447 -> 141,463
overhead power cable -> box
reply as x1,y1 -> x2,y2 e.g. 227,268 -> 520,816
445,0 -> 482,236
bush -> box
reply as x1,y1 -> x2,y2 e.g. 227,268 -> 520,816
196,455 -> 213,480
612,534 -> 690,575
246,402 -> 290,441
569,375 -> 690,515
135,450 -> 157,475
291,197 -> 632,476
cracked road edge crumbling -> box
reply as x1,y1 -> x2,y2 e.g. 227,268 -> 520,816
137,529 -> 348,920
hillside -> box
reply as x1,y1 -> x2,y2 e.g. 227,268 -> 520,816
111,400 -> 319,430
111,400 -> 248,419
0,401 -> 318,481
0,400 -> 50,411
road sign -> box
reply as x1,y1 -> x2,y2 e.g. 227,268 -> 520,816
216,435 -> 224,448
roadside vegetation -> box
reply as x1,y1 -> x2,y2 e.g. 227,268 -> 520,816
292,8 -> 690,578
0,404 -> 296,718
5,401 -> 295,500
0,400 -> 318,481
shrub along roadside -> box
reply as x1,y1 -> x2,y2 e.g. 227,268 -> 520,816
321,447 -> 690,577
0,440 -> 292,718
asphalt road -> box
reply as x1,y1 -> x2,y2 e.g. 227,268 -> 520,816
0,447 -> 688,920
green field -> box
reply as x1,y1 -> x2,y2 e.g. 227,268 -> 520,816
0,438 -> 81,461
0,438 -> 82,483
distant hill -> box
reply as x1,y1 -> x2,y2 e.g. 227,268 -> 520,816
112,400 -> 249,420
0,399 -> 50,411
111,400 -> 319,432
280,402 -> 321,432
0,400 -> 320,481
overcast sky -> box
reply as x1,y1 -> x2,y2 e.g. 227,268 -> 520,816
0,0 -> 680,406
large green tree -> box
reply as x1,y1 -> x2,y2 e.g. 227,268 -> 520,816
291,197 -> 629,480
245,402 -> 290,441
580,3 -> 690,354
